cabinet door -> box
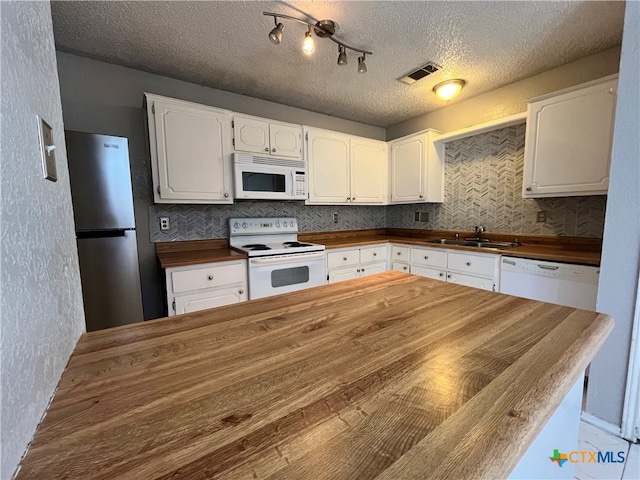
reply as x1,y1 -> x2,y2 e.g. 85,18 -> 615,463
270,123 -> 302,158
389,134 -> 425,203
151,97 -> 232,203
359,245 -> 387,264
328,267 -> 359,284
447,272 -> 495,291
233,116 -> 270,154
412,265 -> 446,282
523,76 -> 617,197
350,138 -> 387,204
327,249 -> 360,269
392,262 -> 410,273
391,245 -> 410,263
359,262 -> 387,277
174,287 -> 247,315
306,129 -> 350,204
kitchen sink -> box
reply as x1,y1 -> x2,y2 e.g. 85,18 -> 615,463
423,238 -> 520,250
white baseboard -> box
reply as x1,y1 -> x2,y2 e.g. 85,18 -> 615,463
581,411 -> 623,437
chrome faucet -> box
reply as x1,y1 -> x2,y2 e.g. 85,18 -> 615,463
474,225 -> 485,239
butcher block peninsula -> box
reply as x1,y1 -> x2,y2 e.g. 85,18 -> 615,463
17,272 -> 612,479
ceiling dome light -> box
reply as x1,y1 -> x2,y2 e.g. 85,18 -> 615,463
303,29 -> 315,54
357,55 -> 367,74
269,22 -> 284,45
337,45 -> 348,66
433,79 -> 465,101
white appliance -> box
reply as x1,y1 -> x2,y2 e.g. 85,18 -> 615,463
499,257 -> 599,310
229,217 -> 326,300
233,153 -> 307,200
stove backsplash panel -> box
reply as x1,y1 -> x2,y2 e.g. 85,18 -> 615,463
149,125 -> 606,243
149,202 -> 386,242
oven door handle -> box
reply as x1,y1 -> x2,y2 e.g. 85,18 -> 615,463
250,251 -> 326,265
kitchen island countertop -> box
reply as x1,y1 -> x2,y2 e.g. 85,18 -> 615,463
17,272 -> 612,479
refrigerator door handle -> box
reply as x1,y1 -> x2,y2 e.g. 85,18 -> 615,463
76,230 -> 128,239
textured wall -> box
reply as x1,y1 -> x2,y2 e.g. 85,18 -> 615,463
150,203 -> 385,241
387,46 -> 621,139
387,125 -> 607,237
55,52 -> 384,320
587,0 -> 640,429
0,2 -> 85,478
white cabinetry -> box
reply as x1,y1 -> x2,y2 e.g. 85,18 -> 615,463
327,245 -> 388,284
233,115 -> 302,159
165,260 -> 248,316
394,244 -> 501,292
523,75 -> 617,197
306,128 -> 387,205
145,93 -> 233,204
389,129 -> 444,204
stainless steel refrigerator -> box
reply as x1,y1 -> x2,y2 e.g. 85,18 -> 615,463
66,131 -> 144,331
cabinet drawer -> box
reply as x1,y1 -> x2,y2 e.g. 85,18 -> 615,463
360,245 -> 387,264
327,249 -> 360,269
359,261 -> 387,277
174,286 -> 247,314
412,265 -> 446,281
448,252 -> 499,277
391,245 -> 410,262
392,261 -> 410,273
410,247 -> 447,268
172,262 -> 245,294
447,272 -> 495,291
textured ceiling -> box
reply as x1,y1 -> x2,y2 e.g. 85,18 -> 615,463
51,1 -> 625,127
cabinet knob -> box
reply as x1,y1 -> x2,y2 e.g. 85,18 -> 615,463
403,266 -> 408,271
343,257 -> 347,261
466,262 -> 471,266
424,255 -> 428,260
239,289 -> 244,294
397,252 -> 401,256
208,275 -> 214,280
447,274 -> 452,279
373,253 -> 377,256
272,148 -> 276,153
224,192 -> 229,197
361,268 -> 365,272
357,269 -> 361,273
352,197 -> 355,201
526,187 -> 532,192
419,195 -> 423,198
439,273 -> 444,277
264,147 -> 269,152
346,197 -> 350,201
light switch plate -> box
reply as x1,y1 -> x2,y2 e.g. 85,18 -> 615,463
536,210 -> 547,223
38,116 -> 57,182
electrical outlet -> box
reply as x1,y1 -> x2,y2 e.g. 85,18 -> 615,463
415,212 -> 429,222
536,210 -> 547,223
414,212 -> 420,221
332,212 -> 339,223
159,217 -> 170,231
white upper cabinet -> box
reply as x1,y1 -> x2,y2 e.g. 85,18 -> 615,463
389,129 -> 444,203
306,127 -> 387,205
523,75 -> 617,198
145,93 -> 233,204
233,115 -> 302,159
350,137 -> 388,204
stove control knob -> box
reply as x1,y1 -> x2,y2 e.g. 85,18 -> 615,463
242,222 -> 247,228
276,221 -> 281,227
283,221 -> 288,227
234,222 -> 239,229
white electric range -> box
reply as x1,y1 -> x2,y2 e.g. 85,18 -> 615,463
229,218 -> 326,300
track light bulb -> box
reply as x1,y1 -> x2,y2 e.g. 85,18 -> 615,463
337,45 -> 348,66
269,23 -> 284,45
357,55 -> 367,74
303,30 -> 315,54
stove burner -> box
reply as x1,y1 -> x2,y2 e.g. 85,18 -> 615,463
243,244 -> 271,251
283,242 -> 312,248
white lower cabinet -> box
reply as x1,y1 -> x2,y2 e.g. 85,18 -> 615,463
327,245 -> 388,284
165,260 -> 248,316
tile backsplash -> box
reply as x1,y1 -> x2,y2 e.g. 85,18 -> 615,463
150,125 -> 606,242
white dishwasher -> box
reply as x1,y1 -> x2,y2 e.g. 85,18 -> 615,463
499,257 -> 599,310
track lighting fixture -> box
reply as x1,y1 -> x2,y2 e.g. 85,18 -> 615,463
357,55 -> 367,74
264,11 -> 372,74
337,45 -> 347,66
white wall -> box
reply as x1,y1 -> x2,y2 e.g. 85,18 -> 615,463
587,1 -> 640,427
0,2 -> 85,477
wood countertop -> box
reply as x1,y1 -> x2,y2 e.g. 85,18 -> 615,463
156,239 -> 247,268
18,272 -> 612,479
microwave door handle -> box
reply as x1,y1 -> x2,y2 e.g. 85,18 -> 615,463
291,170 -> 295,194
251,252 -> 325,265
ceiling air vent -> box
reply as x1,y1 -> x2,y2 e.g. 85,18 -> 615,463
397,62 -> 441,85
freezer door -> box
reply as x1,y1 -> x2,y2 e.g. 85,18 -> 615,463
66,131 -> 135,229
76,230 -> 143,331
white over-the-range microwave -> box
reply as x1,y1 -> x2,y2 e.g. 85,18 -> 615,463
233,152 -> 307,200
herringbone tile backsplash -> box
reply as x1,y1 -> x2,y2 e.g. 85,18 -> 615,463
150,125 -> 606,242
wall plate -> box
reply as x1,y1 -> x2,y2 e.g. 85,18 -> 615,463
38,116 -> 57,182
